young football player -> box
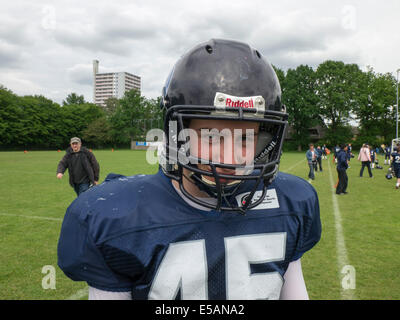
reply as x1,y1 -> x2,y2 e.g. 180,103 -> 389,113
392,147 -> 400,189
384,144 -> 391,165
58,39 -> 321,300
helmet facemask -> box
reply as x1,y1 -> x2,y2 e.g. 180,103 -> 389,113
160,102 -> 287,213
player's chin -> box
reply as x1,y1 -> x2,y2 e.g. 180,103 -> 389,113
197,165 -> 241,185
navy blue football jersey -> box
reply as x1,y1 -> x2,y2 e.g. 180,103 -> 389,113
58,169 -> 321,300
392,152 -> 400,169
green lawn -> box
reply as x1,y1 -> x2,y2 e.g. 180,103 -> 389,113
0,149 -> 398,299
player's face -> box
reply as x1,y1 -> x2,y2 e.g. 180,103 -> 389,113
189,119 -> 259,184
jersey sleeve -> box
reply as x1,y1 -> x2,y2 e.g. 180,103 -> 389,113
57,201 -> 134,292
291,186 -> 322,261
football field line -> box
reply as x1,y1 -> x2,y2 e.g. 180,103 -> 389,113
0,212 -> 62,221
281,158 -> 306,173
65,287 -> 88,300
327,159 -> 357,300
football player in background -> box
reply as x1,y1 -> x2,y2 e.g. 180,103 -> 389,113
58,39 -> 321,300
384,144 -> 391,165
392,146 -> 400,189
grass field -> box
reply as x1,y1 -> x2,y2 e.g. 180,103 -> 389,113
0,149 -> 399,300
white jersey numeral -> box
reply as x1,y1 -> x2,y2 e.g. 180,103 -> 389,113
148,233 -> 286,300
149,240 -> 208,299
225,233 -> 286,300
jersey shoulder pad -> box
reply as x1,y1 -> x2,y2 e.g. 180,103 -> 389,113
66,171 -> 167,243
273,171 -> 318,203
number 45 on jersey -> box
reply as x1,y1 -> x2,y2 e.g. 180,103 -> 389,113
149,233 -> 287,300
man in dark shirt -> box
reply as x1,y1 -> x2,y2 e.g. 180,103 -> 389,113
315,146 -> 323,172
57,137 -> 100,196
336,144 -> 349,195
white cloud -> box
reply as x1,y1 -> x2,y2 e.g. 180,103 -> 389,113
0,0 -> 399,104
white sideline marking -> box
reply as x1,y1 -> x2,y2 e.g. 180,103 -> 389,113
65,287 -> 88,300
0,212 -> 88,300
0,213 -> 62,221
327,160 -> 356,300
281,158 -> 306,173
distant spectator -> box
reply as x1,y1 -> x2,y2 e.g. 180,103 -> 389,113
333,144 -> 340,163
57,137 -> 100,196
358,143 -> 373,178
306,144 -> 317,180
336,144 -> 349,195
369,145 -> 377,169
384,144 -> 391,165
321,144 -> 327,160
347,143 -> 353,162
316,146 -> 323,172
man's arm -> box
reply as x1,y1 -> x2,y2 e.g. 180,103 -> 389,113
56,154 -> 69,177
87,152 -> 100,183
279,259 -> 309,300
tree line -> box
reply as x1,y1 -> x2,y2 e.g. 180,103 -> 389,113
0,60 -> 398,150
274,61 -> 397,150
0,87 -> 162,150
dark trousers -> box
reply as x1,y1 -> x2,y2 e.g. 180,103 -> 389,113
336,168 -> 348,194
360,161 -> 372,177
308,162 -> 315,179
73,183 -> 90,196
316,158 -> 322,171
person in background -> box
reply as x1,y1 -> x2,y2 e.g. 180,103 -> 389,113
347,143 -> 353,159
384,144 -> 392,165
369,145 -> 377,169
57,137 -> 100,196
392,146 -> 400,189
333,144 -> 340,163
321,144 -> 327,160
315,146 -> 323,172
306,144 -> 317,180
336,144 -> 349,195
358,143 -> 373,178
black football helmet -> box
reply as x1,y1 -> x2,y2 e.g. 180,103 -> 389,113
159,39 -> 288,213
386,168 -> 393,179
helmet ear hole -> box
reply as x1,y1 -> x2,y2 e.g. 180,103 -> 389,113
205,45 -> 213,54
255,50 -> 261,58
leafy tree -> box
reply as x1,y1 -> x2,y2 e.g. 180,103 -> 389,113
315,60 -> 364,145
18,95 -> 62,148
353,68 -> 397,146
0,87 -> 24,147
109,89 -> 163,146
82,117 -> 113,148
62,92 -> 86,106
282,65 -> 319,150
103,97 -> 120,118
57,103 -> 105,148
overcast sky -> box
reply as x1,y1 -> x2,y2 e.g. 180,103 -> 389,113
0,0 -> 399,104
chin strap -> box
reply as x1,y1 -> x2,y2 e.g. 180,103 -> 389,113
180,163 -> 278,213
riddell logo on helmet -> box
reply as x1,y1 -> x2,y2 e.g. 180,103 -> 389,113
225,98 -> 254,109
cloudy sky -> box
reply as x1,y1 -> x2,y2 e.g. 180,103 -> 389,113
0,0 -> 399,104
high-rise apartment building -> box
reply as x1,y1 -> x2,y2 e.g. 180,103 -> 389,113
93,60 -> 141,106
